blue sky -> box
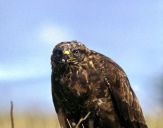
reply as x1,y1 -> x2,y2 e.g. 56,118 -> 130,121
0,0 -> 163,114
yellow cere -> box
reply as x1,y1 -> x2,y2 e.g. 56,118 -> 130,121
64,50 -> 70,55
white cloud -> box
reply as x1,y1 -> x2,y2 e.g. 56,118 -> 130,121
38,23 -> 74,45
0,59 -> 50,81
0,23 -> 74,82
0,67 -> 29,81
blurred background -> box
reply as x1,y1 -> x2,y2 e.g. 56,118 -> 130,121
0,0 -> 163,127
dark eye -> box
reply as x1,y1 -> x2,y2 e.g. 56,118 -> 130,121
72,49 -> 80,55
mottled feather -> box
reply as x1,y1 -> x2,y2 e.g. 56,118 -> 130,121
51,41 -> 148,128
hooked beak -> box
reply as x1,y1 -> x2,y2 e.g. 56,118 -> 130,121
62,50 -> 75,63
62,50 -> 70,63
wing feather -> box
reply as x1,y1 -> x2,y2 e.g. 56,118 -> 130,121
103,58 -> 148,128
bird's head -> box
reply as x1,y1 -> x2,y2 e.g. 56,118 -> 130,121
51,41 -> 90,69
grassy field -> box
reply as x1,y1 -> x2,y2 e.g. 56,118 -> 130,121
0,111 -> 163,128
145,114 -> 163,128
0,112 -> 60,128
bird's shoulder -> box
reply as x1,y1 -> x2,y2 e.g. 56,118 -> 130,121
88,50 -> 147,127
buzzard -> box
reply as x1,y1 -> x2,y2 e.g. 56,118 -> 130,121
51,41 -> 148,128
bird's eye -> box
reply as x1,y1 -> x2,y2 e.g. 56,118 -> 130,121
72,49 -> 80,55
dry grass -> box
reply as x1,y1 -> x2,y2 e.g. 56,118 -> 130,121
0,110 -> 163,128
145,114 -> 163,128
0,111 -> 60,128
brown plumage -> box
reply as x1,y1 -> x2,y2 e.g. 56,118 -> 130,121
51,41 -> 148,128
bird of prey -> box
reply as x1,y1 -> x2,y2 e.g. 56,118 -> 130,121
51,41 -> 148,128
